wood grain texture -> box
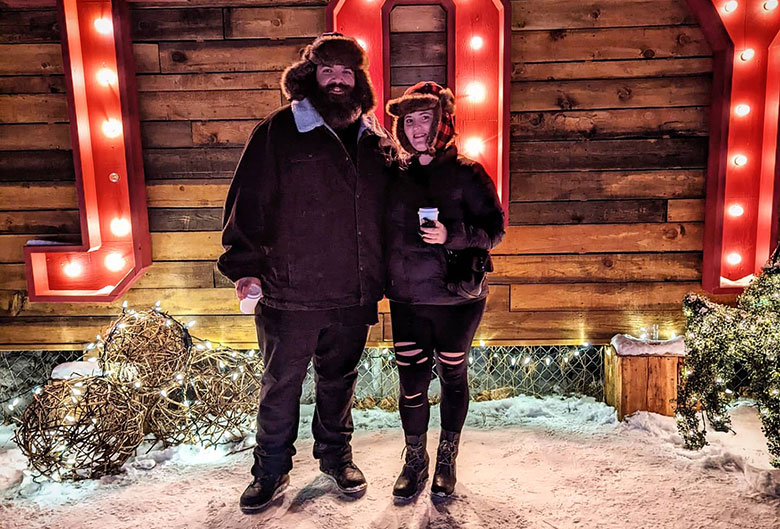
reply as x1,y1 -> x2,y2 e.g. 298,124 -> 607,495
509,199 -> 666,225
225,7 -> 325,39
510,170 -> 705,202
512,57 -> 712,81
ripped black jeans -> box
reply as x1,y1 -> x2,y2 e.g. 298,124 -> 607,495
389,299 -> 487,436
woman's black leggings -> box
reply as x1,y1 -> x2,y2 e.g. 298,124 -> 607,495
389,299 -> 487,436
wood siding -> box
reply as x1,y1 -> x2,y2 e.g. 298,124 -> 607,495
0,0 -> 732,350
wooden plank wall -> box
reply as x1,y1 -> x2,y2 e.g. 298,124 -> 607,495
0,0 -> 737,350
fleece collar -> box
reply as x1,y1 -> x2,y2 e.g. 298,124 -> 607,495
291,98 -> 387,140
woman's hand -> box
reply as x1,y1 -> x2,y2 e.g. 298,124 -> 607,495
235,276 -> 261,300
420,220 -> 448,245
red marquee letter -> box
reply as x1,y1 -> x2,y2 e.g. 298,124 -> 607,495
24,0 -> 151,302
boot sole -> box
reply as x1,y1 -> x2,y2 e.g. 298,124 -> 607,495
239,478 -> 290,514
321,472 -> 368,494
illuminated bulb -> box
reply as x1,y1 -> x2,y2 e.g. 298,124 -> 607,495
582,342 -> 590,347
765,0 -> 778,9
470,36 -> 484,50
104,252 -> 126,272
733,154 -> 748,166
479,339 -> 486,347
524,356 -> 532,365
723,1 -> 738,12
110,217 -> 131,237
463,137 -> 485,157
96,68 -> 117,86
102,118 -> 122,138
728,204 -> 744,217
356,39 -> 367,50
63,261 -> 82,278
734,104 -> 751,116
465,82 -> 486,103
740,48 -> 755,61
93,17 -> 113,35
727,252 -> 742,265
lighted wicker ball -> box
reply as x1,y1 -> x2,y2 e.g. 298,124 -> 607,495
14,377 -> 145,481
144,379 -> 197,447
187,342 -> 263,446
100,308 -> 191,395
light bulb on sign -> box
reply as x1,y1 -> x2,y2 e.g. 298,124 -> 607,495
104,253 -> 126,272
63,261 -> 82,278
96,68 -> 117,87
470,36 -> 484,50
727,204 -> 744,217
102,119 -> 122,138
93,18 -> 113,35
726,252 -> 742,265
723,1 -> 738,13
110,218 -> 131,237
356,39 -> 367,51
463,137 -> 485,157
465,82 -> 486,103
735,104 -> 750,116
740,48 -> 755,61
765,0 -> 778,10
733,154 -> 748,166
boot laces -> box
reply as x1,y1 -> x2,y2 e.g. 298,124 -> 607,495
401,443 -> 426,470
437,440 -> 457,468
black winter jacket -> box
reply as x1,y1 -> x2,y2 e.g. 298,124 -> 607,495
385,146 -> 505,305
218,100 -> 393,311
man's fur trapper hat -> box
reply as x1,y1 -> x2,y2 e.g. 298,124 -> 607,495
281,33 -> 376,113
386,82 -> 456,156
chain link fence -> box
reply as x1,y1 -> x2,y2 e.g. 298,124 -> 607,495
2,344 -> 754,423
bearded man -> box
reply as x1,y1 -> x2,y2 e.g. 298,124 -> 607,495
218,33 -> 394,513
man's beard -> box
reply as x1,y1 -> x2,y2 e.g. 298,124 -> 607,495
309,82 -> 363,130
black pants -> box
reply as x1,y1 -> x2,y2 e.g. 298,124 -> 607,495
251,309 -> 370,477
389,299 -> 486,437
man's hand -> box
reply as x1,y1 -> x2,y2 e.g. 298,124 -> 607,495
421,219 -> 447,245
235,276 -> 261,300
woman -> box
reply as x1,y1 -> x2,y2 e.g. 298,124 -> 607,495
384,81 -> 505,499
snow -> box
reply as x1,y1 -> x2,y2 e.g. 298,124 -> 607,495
1,395 -> 778,529
610,334 -> 686,357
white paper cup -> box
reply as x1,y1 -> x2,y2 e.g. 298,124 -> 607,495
418,207 -> 439,226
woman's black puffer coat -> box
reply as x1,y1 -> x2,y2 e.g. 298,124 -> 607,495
385,145 -> 505,305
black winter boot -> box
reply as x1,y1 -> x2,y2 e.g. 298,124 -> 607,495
239,473 -> 290,514
392,434 -> 429,499
431,430 -> 460,497
320,460 -> 368,494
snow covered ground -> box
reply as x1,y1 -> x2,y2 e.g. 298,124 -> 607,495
1,395 -> 778,529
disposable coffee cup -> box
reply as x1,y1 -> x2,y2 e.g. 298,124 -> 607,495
239,283 -> 263,315
418,207 -> 439,226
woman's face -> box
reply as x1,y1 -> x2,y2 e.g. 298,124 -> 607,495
403,110 -> 434,153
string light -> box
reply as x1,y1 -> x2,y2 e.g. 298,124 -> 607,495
104,252 -> 126,272
735,104 -> 751,116
110,218 -> 131,237
470,36 -> 484,50
96,68 -> 117,87
102,119 -> 122,138
740,48 -> 755,61
93,17 -> 113,35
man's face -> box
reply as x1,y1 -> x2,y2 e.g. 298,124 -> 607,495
316,64 -> 355,99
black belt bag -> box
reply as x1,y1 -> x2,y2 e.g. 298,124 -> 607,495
444,247 -> 493,299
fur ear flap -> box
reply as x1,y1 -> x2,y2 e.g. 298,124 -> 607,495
281,60 -> 315,101
438,87 -> 455,114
